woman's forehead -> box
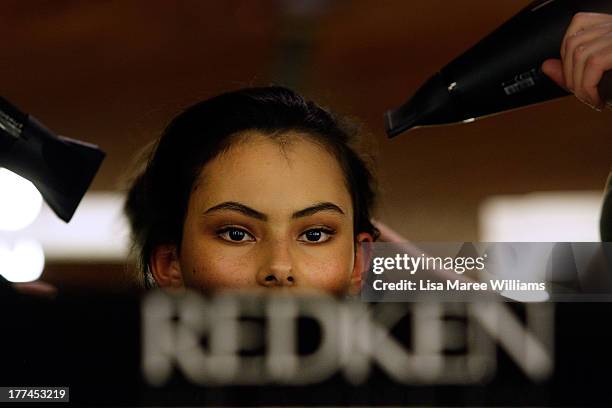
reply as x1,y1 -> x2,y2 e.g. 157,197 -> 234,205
190,132 -> 353,217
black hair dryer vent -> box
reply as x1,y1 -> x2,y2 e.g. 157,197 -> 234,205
385,0 -> 612,138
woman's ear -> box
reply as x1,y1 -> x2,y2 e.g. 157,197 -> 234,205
349,232 -> 374,295
150,244 -> 185,290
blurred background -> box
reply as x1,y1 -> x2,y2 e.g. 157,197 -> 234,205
0,0 -> 610,292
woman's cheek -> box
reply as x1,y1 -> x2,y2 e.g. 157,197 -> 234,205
305,261 -> 351,293
297,246 -> 354,293
181,240 -> 259,290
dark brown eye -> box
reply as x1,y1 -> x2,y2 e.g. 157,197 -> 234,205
298,228 -> 334,243
229,229 -> 245,241
305,230 -> 321,241
218,227 -> 254,243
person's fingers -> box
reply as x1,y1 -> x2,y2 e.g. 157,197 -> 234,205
541,58 -> 566,89
561,13 -> 612,91
582,43 -> 612,109
371,219 -> 409,243
561,12 -> 612,59
569,24 -> 612,105
576,35 -> 612,107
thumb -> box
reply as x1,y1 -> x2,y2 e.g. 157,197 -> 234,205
541,59 -> 567,90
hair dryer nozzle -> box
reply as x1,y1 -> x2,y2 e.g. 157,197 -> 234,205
385,0 -> 612,139
32,132 -> 106,222
0,98 -> 105,223
385,73 -> 462,138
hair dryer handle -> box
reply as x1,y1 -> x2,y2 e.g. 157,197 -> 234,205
599,70 -> 612,104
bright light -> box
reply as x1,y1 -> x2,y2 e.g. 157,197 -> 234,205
479,191 -> 601,241
0,192 -> 130,261
0,239 -> 45,282
500,289 -> 550,303
0,168 -> 43,231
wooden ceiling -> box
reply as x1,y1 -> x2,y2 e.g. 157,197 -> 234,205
2,0 -> 611,242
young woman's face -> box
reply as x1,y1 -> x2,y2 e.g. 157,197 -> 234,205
154,131 -> 370,295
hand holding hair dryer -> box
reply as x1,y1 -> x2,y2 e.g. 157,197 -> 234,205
385,0 -> 612,137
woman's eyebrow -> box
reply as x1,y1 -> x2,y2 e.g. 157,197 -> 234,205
202,201 -> 344,220
292,202 -> 345,219
202,201 -> 267,221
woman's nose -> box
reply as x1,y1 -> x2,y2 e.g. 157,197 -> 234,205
256,241 -> 296,288
258,268 -> 295,287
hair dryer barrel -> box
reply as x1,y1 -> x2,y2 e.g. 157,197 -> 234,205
385,0 -> 612,138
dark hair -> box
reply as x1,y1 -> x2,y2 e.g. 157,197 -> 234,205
125,86 -> 378,287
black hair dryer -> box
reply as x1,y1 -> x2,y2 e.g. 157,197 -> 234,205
385,0 -> 612,138
0,96 -> 105,222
